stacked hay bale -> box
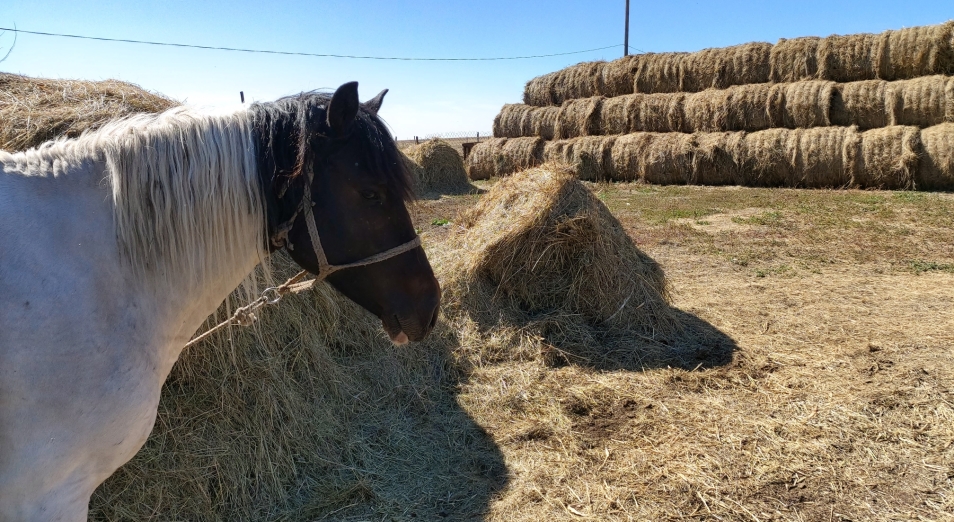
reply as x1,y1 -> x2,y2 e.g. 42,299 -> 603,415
401,138 -> 474,196
472,21 -> 954,190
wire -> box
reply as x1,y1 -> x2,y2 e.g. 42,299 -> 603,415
0,27 -> 621,61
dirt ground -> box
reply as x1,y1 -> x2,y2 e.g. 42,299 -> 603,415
410,183 -> 954,521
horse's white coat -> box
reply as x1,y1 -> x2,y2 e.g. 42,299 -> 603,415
0,107 -> 270,520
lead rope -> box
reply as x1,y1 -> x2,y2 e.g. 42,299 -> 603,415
184,183 -> 422,349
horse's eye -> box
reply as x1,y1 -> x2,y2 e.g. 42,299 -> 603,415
361,190 -> 380,201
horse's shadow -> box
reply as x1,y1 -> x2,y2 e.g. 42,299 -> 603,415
90,285 -> 735,521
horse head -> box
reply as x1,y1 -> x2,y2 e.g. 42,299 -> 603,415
255,82 -> 440,344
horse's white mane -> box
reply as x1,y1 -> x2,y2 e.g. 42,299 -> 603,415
5,106 -> 269,286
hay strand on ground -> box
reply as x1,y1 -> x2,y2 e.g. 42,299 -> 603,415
402,139 -> 474,196
848,126 -> 921,189
0,73 -> 179,151
917,122 -> 954,190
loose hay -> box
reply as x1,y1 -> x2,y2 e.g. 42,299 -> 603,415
436,165 -> 682,366
0,73 -> 179,151
848,126 -> 921,189
918,122 -> 954,190
402,139 -> 473,196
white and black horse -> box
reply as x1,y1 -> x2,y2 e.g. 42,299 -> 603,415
0,82 -> 440,520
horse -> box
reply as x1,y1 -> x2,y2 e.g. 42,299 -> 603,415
0,81 -> 441,520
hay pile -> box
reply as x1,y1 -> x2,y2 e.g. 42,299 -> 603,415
401,138 -> 473,196
434,165 -> 685,366
522,21 -> 954,107
0,73 -> 178,151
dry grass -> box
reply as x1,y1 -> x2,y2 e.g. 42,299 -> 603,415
767,80 -> 834,128
401,138 -> 474,197
0,72 -> 178,151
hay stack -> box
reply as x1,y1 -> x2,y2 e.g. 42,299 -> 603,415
554,96 -> 604,139
436,165 -> 679,365
402,139 -> 473,196
880,21 -> 954,80
465,137 -> 544,180
692,131 -> 744,185
794,126 -> 856,187
493,104 -> 559,140
609,132 -> 693,184
848,126 -> 921,189
678,42 -> 773,92
543,135 -> 616,181
634,52 -> 688,94
0,73 -> 179,151
918,123 -> 954,190
601,54 -> 642,97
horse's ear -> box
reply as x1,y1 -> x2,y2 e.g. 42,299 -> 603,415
363,89 -> 388,115
327,81 -> 360,134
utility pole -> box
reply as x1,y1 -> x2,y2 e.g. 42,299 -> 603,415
624,0 -> 630,56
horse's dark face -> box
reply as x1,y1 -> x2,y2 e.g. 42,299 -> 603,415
260,83 -> 439,344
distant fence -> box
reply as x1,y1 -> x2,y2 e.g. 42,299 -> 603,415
396,131 -> 493,157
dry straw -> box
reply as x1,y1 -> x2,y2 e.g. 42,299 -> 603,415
609,132 -> 693,184
767,80 -> 834,128
816,32 -> 885,82
465,137 -> 544,179
543,135 -> 616,181
830,80 -> 891,129
678,42 -> 772,92
918,123 -> 954,190
554,96 -> 604,139
880,21 -> 954,80
848,126 -> 921,189
0,73 -> 179,151
436,165 -> 682,366
401,139 -> 473,196
886,75 -> 954,128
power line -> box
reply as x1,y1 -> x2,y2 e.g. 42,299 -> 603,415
0,27 -> 621,61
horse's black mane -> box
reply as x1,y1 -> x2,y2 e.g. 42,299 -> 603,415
249,91 -> 414,242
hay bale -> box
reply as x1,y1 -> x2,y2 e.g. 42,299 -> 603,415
610,132 -> 693,184
679,42 -> 772,92
402,139 -> 473,196
683,88 -> 733,133
880,21 -> 954,80
493,104 -> 534,138
767,80 -> 834,128
691,131 -> 745,185
530,105 -> 561,140
465,137 -> 544,179
522,61 -> 607,107
555,96 -> 604,139
543,136 -> 616,181
918,123 -> 954,190
817,32 -> 886,82
437,165 -> 679,364
601,54 -> 642,97
847,126 -> 921,189
830,80 -> 891,129
886,75 -> 953,128
736,128 -> 800,187
770,37 -> 821,83
794,126 -> 855,188
634,52 -> 688,94
597,95 -> 635,135
0,73 -> 179,151
631,92 -> 688,133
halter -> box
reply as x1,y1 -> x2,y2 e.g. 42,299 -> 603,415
269,162 -> 421,281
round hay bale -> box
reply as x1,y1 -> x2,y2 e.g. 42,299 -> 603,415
523,71 -> 559,106
880,21 -> 954,81
402,139 -> 473,196
465,137 -> 507,180
610,132 -> 693,185
918,123 -> 954,190
465,137 -> 544,179
767,80 -> 834,128
691,131 -> 745,185
601,54 -> 642,97
830,80 -> 891,129
634,52 -> 688,94
737,128 -> 800,187
631,92 -> 688,133
522,61 -> 607,107
543,135 -> 616,181
724,83 -> 774,131
683,88 -> 733,133
0,73 -> 179,151
794,126 -> 856,188
847,126 -> 921,189
555,96 -> 603,139
817,32 -> 886,82
436,165 -> 680,365
886,75 -> 952,128
770,37 -> 821,83
678,42 -> 772,92
493,103 -> 534,138
597,95 -> 635,135
530,105 -> 561,140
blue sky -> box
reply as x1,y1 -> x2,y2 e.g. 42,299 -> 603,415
0,1 -> 951,138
